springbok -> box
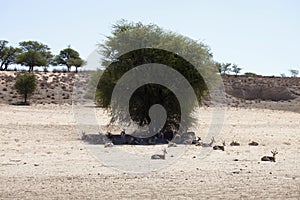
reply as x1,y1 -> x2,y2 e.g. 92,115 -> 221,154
249,141 -> 259,146
230,141 -> 240,146
199,137 -> 215,147
167,140 -> 177,147
192,137 -> 201,145
261,149 -> 278,162
151,148 -> 167,160
81,131 -> 87,140
104,142 -> 114,148
213,141 -> 226,151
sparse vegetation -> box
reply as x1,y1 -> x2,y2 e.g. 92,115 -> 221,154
1,40 -> 84,72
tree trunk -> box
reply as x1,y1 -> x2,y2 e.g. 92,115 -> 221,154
4,63 -> 8,71
24,93 -> 27,104
0,55 -> 8,70
29,66 -> 33,72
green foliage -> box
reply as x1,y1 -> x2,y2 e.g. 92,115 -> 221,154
220,63 -> 231,75
53,47 -> 84,72
99,20 -> 214,68
16,50 -> 46,71
231,64 -> 242,77
97,20 -> 215,131
244,72 -> 258,76
14,73 -> 37,104
0,40 -> 21,70
289,69 -> 299,77
216,62 -> 241,76
16,41 -> 53,72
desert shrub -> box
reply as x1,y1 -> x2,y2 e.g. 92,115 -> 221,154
14,73 -> 37,104
244,72 -> 258,77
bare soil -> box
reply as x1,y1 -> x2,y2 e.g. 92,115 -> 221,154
0,105 -> 299,199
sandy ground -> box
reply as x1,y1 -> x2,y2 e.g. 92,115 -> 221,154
0,105 -> 299,199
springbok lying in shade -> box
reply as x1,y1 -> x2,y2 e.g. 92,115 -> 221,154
192,137 -> 202,145
249,141 -> 259,146
213,141 -> 226,151
151,149 -> 167,160
230,141 -> 240,146
167,140 -> 177,147
104,142 -> 114,148
199,137 -> 215,147
261,149 -> 278,162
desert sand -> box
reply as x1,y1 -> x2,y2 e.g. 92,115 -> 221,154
0,104 -> 299,199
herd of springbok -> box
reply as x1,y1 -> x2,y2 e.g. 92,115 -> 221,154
100,131 -> 278,162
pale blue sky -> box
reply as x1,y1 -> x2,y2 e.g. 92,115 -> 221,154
1,0 -> 300,75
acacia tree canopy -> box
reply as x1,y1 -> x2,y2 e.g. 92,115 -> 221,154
0,40 -> 21,70
96,20 -> 216,132
53,47 -> 84,72
232,64 -> 242,77
16,41 -> 53,72
14,73 -> 37,104
289,69 -> 299,77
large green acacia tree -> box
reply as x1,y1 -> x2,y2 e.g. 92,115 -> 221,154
96,20 -> 216,132
16,41 -> 53,72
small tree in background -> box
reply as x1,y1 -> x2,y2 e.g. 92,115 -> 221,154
244,72 -> 258,76
231,64 -> 242,77
289,69 -> 299,77
14,73 -> 37,104
53,46 -> 84,72
67,57 -> 85,73
220,63 -> 231,75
